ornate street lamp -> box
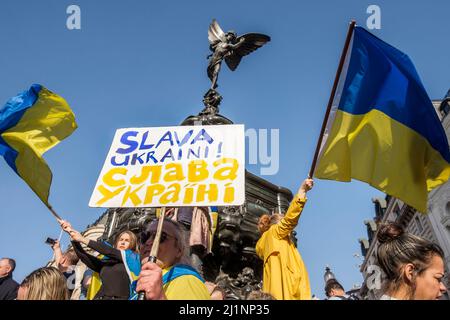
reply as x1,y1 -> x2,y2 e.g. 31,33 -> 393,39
324,266 -> 336,283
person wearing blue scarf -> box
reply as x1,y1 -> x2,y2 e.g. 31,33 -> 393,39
135,219 -> 210,300
60,221 -> 141,300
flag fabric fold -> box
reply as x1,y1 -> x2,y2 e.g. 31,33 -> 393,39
0,84 -> 77,205
315,26 -> 450,213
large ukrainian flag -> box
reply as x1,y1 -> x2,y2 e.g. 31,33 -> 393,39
0,84 -> 77,205
315,27 -> 450,213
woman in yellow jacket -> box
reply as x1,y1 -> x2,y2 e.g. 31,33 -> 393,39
255,178 -> 313,300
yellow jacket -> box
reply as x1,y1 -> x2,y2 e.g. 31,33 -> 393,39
255,196 -> 311,300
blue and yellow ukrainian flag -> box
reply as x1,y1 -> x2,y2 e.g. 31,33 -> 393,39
0,84 -> 77,205
315,27 -> 450,213
86,245 -> 142,300
121,249 -> 141,300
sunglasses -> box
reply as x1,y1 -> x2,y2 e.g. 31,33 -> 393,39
140,231 -> 177,245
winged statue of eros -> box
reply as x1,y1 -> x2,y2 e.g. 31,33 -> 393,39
207,19 -> 271,89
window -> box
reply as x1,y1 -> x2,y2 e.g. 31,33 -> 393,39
440,98 -> 450,117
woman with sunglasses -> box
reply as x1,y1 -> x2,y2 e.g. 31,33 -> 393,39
60,221 -> 141,300
136,218 -> 210,300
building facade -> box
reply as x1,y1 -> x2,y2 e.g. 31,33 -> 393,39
359,90 -> 450,300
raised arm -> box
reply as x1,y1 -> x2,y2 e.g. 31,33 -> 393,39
273,179 -> 314,239
51,240 -> 63,267
71,241 -> 104,273
86,240 -> 123,261
60,220 -> 122,261
59,220 -> 109,271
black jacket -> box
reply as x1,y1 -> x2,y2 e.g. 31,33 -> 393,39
0,274 -> 19,300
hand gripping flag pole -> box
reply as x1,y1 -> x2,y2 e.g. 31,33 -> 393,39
137,207 -> 167,300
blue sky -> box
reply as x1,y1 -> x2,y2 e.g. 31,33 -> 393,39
0,0 -> 449,299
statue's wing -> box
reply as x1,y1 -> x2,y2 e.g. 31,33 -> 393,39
208,19 -> 226,44
225,33 -> 271,71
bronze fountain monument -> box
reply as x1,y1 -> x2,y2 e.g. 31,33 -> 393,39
87,20 -> 294,300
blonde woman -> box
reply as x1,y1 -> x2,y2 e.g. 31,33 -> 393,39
60,221 -> 141,300
17,267 -> 68,300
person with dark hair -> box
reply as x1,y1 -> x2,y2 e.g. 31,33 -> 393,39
0,258 -> 19,300
50,241 -> 80,273
324,279 -> 359,300
376,222 -> 447,300
325,280 -> 345,299
136,218 -> 210,300
256,178 -> 313,300
60,221 -> 141,300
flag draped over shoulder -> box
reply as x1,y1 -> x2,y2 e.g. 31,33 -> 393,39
121,249 -> 141,300
0,84 -> 77,205
315,26 -> 450,213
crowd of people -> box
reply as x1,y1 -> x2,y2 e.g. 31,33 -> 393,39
1,179 -> 448,300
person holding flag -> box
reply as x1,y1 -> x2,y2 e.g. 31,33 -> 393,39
60,221 -> 141,300
312,22 -> 450,213
255,178 -> 313,300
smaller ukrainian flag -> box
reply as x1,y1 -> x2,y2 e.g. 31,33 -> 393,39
315,27 -> 450,213
0,84 -> 77,205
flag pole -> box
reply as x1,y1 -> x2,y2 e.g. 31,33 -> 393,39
308,20 -> 356,179
149,206 -> 167,262
137,206 -> 167,300
46,203 -> 63,222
